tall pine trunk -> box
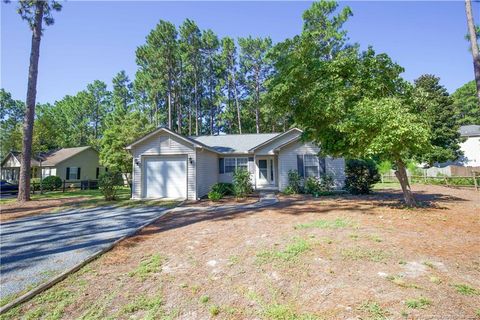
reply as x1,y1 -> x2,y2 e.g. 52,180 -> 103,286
394,160 -> 417,207
465,0 -> 480,103
194,76 -> 199,135
255,70 -> 260,134
233,72 -> 242,134
167,90 -> 172,129
18,2 -> 44,202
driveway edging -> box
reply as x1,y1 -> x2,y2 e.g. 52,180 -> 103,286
0,201 -> 185,315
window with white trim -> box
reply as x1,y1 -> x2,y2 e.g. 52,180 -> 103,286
223,157 -> 249,173
304,155 -> 319,177
42,168 -> 52,178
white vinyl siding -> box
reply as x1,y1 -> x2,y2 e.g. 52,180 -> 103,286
278,141 -> 345,190
255,130 -> 302,155
196,149 -> 218,198
131,132 -> 196,200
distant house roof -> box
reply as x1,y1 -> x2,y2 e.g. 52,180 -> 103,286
41,146 -> 92,166
1,146 -> 93,168
190,133 -> 279,153
459,125 -> 480,137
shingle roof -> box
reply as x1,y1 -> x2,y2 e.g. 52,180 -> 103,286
189,133 -> 279,153
459,125 -> 480,137
42,146 -> 92,166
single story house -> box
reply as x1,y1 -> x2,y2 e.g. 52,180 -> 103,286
1,146 -> 105,183
126,127 -> 345,200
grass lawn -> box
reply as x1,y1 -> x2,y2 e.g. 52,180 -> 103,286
1,185 -> 479,319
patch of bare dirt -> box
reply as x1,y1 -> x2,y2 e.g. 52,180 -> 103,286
0,197 -> 88,222
8,185 -> 480,319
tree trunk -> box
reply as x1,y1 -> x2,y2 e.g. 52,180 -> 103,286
232,72 -> 242,134
394,160 -> 417,207
255,69 -> 260,134
167,90 -> 172,129
194,78 -> 199,136
465,0 -> 480,103
18,2 -> 44,202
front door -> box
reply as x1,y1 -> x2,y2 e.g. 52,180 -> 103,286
256,157 -> 275,187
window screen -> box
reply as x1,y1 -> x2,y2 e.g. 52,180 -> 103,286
304,155 -> 319,177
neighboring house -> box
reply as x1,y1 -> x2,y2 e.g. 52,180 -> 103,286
126,127 -> 345,200
1,146 -> 105,183
458,125 -> 480,167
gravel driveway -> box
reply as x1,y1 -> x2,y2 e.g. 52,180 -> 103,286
0,205 -> 171,299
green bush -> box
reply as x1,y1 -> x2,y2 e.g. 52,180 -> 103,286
233,169 -> 253,198
304,176 -> 321,195
98,171 -> 124,200
41,176 -> 62,191
345,159 -> 380,195
287,170 -> 302,194
208,190 -> 223,201
211,182 -> 234,196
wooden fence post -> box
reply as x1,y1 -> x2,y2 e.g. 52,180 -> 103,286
63,180 -> 66,193
444,176 -> 449,187
474,172 -> 478,192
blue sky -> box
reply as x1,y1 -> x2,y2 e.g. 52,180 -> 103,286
1,1 -> 477,104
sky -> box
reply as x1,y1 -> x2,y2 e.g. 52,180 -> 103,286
1,1 -> 478,104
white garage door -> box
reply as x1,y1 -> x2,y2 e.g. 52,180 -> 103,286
143,156 -> 187,199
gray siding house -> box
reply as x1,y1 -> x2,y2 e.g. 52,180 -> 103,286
126,127 -> 345,200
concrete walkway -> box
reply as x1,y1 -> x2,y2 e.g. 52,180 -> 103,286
0,205 -> 171,299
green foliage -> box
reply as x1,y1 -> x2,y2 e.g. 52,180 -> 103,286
453,284 -> 479,296
286,170 -> 302,194
405,297 -> 431,309
210,182 -> 234,196
451,81 -> 480,126
358,301 -> 390,320
232,169 -> 253,198
41,176 -> 62,191
128,254 -> 163,281
413,74 -> 462,165
304,175 -> 334,196
0,89 -> 24,159
98,172 -> 124,201
377,160 -> 392,175
345,159 -> 380,194
207,190 -> 222,202
256,237 -> 312,264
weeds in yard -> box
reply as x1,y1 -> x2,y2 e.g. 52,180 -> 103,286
453,284 -> 480,296
199,295 -> 210,304
423,261 -> 435,269
121,294 -> 163,319
341,247 -> 389,262
228,255 -> 240,266
209,305 -> 220,316
128,254 -> 163,281
367,234 -> 383,242
386,275 -> 422,289
358,301 -> 390,320
405,297 -> 431,309
256,238 -> 312,264
295,218 -> 352,230
429,276 -> 441,284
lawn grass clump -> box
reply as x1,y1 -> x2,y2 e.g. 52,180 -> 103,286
121,294 -> 163,318
358,301 -> 390,320
256,238 -> 312,264
405,297 -> 431,309
386,275 -> 422,289
263,303 -> 321,320
295,218 -> 352,230
341,247 -> 389,262
209,305 -> 220,316
453,284 -> 480,296
199,295 -> 210,304
128,254 -> 163,281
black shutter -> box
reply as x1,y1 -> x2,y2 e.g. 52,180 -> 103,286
96,167 -> 99,179
319,157 -> 326,174
219,158 -> 225,174
66,167 -> 70,180
77,168 -> 81,180
297,155 -> 304,178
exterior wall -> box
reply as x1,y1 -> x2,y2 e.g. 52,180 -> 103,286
460,136 -> 480,167
2,154 -> 21,167
196,149 -> 219,198
255,130 -> 301,155
55,148 -> 102,181
278,141 -> 345,190
131,131 -> 196,200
